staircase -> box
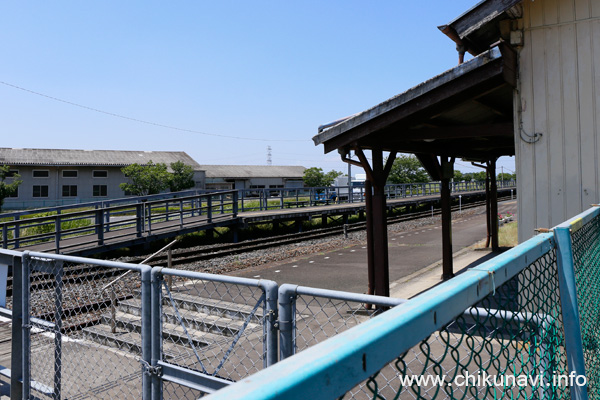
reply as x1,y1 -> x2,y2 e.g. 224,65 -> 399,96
82,291 -> 264,361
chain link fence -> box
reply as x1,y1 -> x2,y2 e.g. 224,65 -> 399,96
3,205 -> 600,400
22,254 -> 150,400
571,212 -> 600,399
151,268 -> 277,399
355,247 -> 568,400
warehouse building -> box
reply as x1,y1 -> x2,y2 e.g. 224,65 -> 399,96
199,165 -> 306,191
0,148 -> 205,209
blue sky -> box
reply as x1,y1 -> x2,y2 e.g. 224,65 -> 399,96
0,1 -> 515,176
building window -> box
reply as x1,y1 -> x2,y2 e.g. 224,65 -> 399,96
33,185 -> 49,198
6,170 -> 19,178
62,185 -> 78,197
93,170 -> 108,178
7,187 -> 18,198
62,170 -> 78,178
93,185 -> 107,197
32,170 -> 49,178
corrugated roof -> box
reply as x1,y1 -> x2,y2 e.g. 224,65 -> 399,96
198,165 -> 306,179
0,148 -> 202,169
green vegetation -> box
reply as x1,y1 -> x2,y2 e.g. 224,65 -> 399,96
169,161 -> 196,192
387,155 -> 430,184
120,160 -> 196,196
499,221 -> 518,247
0,165 -> 22,213
303,167 -> 342,187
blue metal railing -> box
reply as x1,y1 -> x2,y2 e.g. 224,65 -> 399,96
206,207 -> 598,400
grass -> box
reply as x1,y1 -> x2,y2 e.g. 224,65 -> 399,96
498,221 -> 518,247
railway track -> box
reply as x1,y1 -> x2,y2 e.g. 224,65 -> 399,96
14,193 -> 513,332
128,193 -> 510,267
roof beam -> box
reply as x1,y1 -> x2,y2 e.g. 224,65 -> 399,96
376,122 -> 513,142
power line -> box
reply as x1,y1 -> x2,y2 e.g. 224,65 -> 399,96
0,80 -> 309,143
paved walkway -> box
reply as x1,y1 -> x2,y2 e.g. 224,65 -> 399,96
233,200 -> 518,297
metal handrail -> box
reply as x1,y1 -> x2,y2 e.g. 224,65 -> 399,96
102,239 -> 178,332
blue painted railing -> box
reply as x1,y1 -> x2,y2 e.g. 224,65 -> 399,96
206,206 -> 600,400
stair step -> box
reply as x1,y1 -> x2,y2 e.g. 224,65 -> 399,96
82,322 -> 225,361
100,311 -> 246,350
119,294 -> 264,324
166,292 -> 264,323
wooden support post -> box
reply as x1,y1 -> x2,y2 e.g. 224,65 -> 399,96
489,159 -> 499,251
364,179 -> 375,298
441,177 -> 453,280
321,215 -> 327,227
440,157 -> 455,280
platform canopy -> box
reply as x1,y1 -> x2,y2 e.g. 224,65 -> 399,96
313,43 -> 517,297
313,45 -> 516,162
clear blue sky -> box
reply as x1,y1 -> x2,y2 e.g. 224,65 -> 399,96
0,1 -> 515,176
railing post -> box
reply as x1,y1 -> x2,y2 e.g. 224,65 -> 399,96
179,200 -> 184,228
97,209 -> 104,246
55,215 -> 61,254
140,265 -> 153,400
22,252 -> 31,399
136,203 -> 143,237
14,215 -> 20,248
233,191 -> 239,218
53,262 -> 64,400
207,196 -> 213,223
10,255 -> 23,400
278,284 -> 297,361
241,190 -> 246,213
262,281 -> 279,367
554,226 -> 589,400
2,224 -> 6,249
147,203 -> 152,235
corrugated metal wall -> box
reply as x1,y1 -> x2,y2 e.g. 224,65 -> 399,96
518,0 -> 600,241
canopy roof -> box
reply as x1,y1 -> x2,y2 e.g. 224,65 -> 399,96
313,44 -> 516,162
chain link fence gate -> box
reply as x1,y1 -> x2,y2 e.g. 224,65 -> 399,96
17,251 -> 152,400
150,268 -> 278,399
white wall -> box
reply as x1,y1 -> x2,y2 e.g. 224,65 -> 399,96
517,0 -> 600,241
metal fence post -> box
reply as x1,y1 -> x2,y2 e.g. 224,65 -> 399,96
261,281 -> 279,367
136,203 -> 143,237
554,226 -> 589,400
97,209 -> 104,245
150,267 -> 163,400
22,252 -> 31,399
53,261 -> 64,400
278,284 -> 297,361
140,265 -> 153,400
55,215 -> 61,253
2,224 -> 7,249
233,191 -> 239,218
207,196 -> 213,223
10,254 -> 23,399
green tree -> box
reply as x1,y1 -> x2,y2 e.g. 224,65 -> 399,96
303,167 -> 342,187
463,171 -> 487,181
0,165 -> 22,212
388,155 -> 430,184
497,172 -> 516,181
169,161 -> 196,192
119,161 -> 172,196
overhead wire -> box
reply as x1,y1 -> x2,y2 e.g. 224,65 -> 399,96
0,80 -> 309,143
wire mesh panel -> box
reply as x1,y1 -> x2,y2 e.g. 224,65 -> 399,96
571,212 -> 600,399
293,295 -> 393,354
337,247 -> 569,399
24,255 -> 147,399
155,271 -> 273,399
